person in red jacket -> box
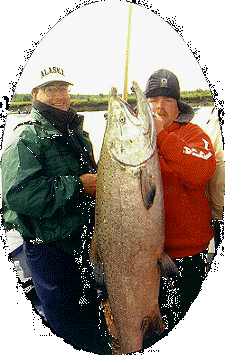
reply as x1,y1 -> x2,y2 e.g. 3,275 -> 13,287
144,69 -> 216,345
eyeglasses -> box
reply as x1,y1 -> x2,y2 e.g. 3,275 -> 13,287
43,85 -> 71,97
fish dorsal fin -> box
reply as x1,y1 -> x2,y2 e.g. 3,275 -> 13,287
158,252 -> 180,288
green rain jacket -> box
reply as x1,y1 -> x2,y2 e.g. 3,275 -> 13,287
2,104 -> 96,255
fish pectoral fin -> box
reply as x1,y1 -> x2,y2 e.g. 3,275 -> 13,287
161,252 -> 179,275
158,252 -> 180,288
140,168 -> 156,210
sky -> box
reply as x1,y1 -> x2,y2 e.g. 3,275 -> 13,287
9,2 -> 212,95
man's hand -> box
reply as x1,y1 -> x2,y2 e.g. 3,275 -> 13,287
80,173 -> 97,196
153,113 -> 165,135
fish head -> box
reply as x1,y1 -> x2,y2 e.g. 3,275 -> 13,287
105,81 -> 156,167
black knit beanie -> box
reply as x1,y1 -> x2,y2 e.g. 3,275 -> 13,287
144,69 -> 180,100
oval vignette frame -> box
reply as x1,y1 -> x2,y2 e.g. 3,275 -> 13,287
0,1 -> 224,355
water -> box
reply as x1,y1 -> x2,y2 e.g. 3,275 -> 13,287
82,111 -> 107,162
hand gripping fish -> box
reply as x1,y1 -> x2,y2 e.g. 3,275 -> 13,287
90,81 -> 178,354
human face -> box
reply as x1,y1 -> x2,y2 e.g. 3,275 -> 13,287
32,82 -> 71,111
147,96 -> 179,129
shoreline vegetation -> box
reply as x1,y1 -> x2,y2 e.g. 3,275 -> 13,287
9,90 -> 214,113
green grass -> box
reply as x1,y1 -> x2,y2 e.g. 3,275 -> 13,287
180,89 -> 212,100
10,90 -> 213,108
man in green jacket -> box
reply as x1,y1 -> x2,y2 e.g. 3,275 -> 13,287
2,66 -> 108,354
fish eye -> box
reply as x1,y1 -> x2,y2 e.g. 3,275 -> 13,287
120,115 -> 126,123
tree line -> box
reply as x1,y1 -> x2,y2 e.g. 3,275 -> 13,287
11,89 -> 213,107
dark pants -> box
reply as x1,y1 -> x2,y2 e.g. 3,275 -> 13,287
143,251 -> 207,349
24,241 -> 110,354
160,252 -> 207,330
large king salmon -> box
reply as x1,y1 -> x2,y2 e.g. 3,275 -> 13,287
90,81 -> 174,354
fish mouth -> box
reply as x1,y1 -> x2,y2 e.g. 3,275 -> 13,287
110,87 -> 138,120
109,85 -> 151,131
131,81 -> 156,139
112,82 -> 155,140
107,81 -> 156,167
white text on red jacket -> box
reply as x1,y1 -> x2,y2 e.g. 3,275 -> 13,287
183,138 -> 212,160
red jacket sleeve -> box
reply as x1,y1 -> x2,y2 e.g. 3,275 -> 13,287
157,122 -> 216,188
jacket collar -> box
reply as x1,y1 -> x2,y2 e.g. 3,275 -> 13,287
16,104 -> 84,137
175,100 -> 195,124
33,100 -> 82,134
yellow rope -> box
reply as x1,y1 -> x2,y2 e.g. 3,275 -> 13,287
123,3 -> 132,101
